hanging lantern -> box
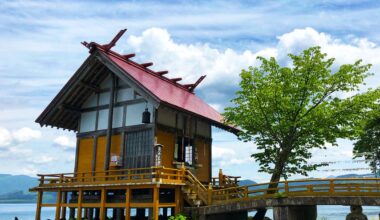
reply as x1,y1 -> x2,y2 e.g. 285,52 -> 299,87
142,108 -> 151,123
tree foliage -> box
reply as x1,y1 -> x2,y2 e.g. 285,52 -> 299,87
353,114 -> 380,176
224,46 -> 379,183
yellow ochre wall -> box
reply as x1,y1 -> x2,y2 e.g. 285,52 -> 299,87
194,138 -> 211,183
155,128 -> 211,183
77,134 -> 122,174
156,129 -> 175,168
77,138 -> 93,174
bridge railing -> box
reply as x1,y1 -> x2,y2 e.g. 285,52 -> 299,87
211,178 -> 380,205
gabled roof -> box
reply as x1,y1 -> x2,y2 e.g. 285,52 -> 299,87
36,30 -> 238,133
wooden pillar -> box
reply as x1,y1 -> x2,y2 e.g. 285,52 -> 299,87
125,188 -> 130,220
218,169 -> 224,187
92,135 -> 98,174
35,190 -> 43,220
153,186 -> 159,220
105,74 -> 116,171
77,190 -> 83,220
61,191 -> 67,219
100,188 -> 106,220
74,138 -> 80,174
175,186 -> 181,215
55,190 -> 62,220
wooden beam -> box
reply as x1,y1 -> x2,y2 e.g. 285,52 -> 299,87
156,71 -> 168,76
123,53 -> 135,59
74,138 -> 80,174
60,104 -> 81,113
80,81 -> 101,93
170,77 -> 182,83
104,74 -> 116,171
92,136 -> 98,174
141,62 -> 153,68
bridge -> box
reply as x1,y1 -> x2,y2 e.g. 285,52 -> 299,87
185,176 -> 380,219
31,166 -> 380,220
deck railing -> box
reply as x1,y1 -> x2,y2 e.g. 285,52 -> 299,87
37,166 -> 185,187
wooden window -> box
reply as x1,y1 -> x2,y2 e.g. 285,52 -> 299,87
80,111 -> 96,132
97,109 -> 109,130
117,88 -> 134,102
176,137 -> 193,166
185,144 -> 193,166
112,106 -> 124,128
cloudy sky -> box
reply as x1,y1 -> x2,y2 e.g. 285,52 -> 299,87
1,0 -> 380,182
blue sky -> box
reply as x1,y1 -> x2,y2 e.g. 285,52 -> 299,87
0,0 -> 380,181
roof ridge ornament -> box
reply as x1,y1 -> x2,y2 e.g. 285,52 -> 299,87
183,75 -> 206,92
81,29 -> 127,52
102,29 -> 127,52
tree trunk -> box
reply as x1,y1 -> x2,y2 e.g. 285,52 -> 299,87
253,148 -> 290,220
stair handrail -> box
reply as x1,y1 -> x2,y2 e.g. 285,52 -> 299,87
185,170 -> 208,191
184,170 -> 209,205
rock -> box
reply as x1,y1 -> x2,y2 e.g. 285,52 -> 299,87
346,205 -> 368,220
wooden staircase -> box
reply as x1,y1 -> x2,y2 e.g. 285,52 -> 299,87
182,170 -> 209,206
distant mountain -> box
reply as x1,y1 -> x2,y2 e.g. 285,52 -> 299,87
239,179 -> 257,186
0,174 -> 39,203
335,173 -> 375,178
0,174 -> 38,195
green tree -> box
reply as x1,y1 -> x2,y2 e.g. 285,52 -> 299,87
224,46 -> 379,189
353,115 -> 380,176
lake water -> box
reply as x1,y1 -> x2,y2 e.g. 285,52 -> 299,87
0,203 -> 379,220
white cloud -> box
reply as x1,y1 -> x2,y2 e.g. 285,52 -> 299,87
0,128 -> 12,147
28,155 -> 54,164
54,135 -> 76,150
212,147 -> 235,159
125,28 -> 259,89
0,127 -> 41,148
12,127 -> 41,142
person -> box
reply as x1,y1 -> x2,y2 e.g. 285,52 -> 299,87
14,217 -> 18,220
346,205 -> 368,220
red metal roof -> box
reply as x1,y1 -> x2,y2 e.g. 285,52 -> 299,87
101,49 -> 225,125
